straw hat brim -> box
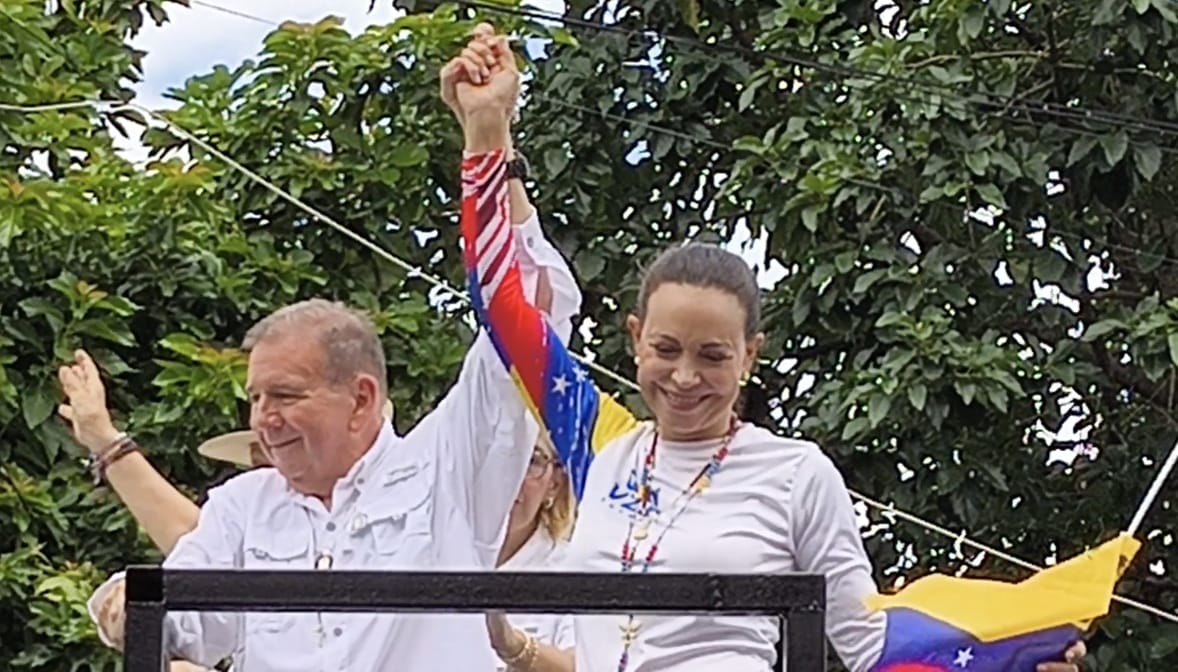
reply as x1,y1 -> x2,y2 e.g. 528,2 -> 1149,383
197,399 -> 394,467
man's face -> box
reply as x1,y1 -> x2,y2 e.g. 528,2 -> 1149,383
246,333 -> 358,498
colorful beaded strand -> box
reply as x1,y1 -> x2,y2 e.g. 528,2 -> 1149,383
615,417 -> 739,672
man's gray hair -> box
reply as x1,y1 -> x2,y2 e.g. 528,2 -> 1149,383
243,298 -> 388,396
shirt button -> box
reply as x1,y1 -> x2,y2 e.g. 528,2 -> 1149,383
334,627 -> 343,637
527,237 -> 535,248
351,514 -> 368,532
326,522 -> 336,532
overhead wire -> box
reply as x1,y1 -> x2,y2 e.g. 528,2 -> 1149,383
178,0 -> 1178,268
4,1 -> 1177,624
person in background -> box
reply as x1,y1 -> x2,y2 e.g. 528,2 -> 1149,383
58,350 -> 278,670
457,23 -> 1089,672
490,435 -> 576,670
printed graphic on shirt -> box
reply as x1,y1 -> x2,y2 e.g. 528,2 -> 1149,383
605,467 -> 661,518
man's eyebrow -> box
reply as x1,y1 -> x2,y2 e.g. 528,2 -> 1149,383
245,381 -> 305,394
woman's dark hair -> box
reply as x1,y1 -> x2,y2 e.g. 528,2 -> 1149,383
636,242 -> 761,338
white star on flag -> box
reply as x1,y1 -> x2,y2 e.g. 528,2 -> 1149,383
953,647 -> 973,668
552,375 -> 570,394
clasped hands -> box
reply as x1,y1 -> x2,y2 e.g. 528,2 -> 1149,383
440,22 -> 519,150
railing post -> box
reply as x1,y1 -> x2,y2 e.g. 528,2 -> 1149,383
785,606 -> 827,671
123,566 -> 167,672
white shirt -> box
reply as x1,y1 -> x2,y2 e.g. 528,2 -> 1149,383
564,423 -> 886,672
88,214 -> 581,672
496,528 -> 575,668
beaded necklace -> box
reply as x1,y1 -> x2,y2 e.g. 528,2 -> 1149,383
615,416 -> 740,672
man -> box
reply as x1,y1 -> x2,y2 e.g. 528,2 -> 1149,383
86,26 -> 578,670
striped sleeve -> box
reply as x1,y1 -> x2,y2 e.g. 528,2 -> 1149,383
460,149 -> 637,499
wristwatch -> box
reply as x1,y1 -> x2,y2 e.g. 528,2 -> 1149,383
507,151 -> 529,181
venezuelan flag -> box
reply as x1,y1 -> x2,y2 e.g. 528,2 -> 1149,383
867,533 -> 1140,671
460,150 -> 638,500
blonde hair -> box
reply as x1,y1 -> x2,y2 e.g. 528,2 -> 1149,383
536,432 -> 575,540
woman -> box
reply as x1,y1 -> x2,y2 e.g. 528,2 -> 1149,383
490,437 -> 577,670
455,25 -> 1088,672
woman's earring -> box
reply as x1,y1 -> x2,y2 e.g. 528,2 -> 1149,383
543,498 -> 555,510
633,355 -> 641,366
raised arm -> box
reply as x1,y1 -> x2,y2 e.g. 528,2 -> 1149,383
411,27 -> 591,562
460,148 -> 644,501
58,350 -> 200,553
455,42 -> 637,501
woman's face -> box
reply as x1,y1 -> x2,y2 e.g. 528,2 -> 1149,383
508,447 -> 562,533
627,282 -> 762,442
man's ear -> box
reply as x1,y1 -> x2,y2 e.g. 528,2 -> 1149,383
351,375 -> 381,429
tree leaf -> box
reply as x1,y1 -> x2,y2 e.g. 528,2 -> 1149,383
841,416 -> 870,442
954,381 -> 978,405
907,382 -> 928,411
975,183 -> 1008,209
22,379 -> 56,430
1067,135 -> 1098,166
801,205 -> 820,232
1099,131 -> 1129,165
964,151 -> 989,176
387,144 -> 429,168
1134,144 -> 1162,181
1082,319 -> 1125,342
960,6 -> 985,39
868,394 -> 892,427
1152,0 -> 1178,21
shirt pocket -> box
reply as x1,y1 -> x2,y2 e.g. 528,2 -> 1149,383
241,534 -> 313,638
243,532 -> 311,568
358,462 -> 435,566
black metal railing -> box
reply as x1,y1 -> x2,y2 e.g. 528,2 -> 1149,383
123,567 -> 827,671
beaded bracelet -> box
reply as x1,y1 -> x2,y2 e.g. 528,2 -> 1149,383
88,434 -> 140,485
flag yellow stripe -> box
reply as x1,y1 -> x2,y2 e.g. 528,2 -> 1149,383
865,533 -> 1141,643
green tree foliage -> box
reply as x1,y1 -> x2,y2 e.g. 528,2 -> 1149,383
2,0 -> 1178,669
